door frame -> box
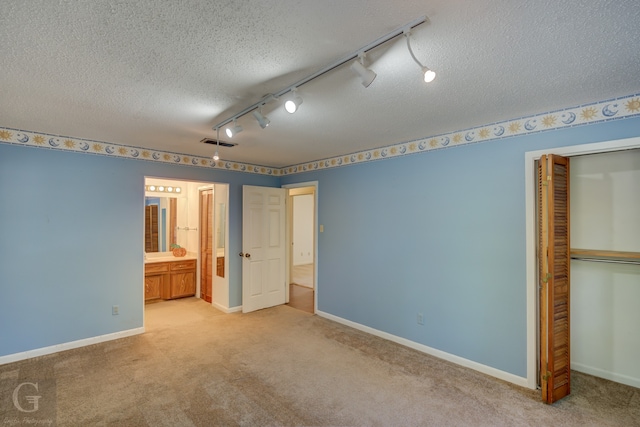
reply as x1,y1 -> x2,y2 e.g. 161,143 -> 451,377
283,181 -> 319,313
524,136 -> 640,390
142,177 -> 228,324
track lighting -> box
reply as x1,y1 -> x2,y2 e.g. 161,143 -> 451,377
252,109 -> 270,128
284,89 -> 303,114
350,54 -> 376,88
213,128 -> 220,161
225,120 -> 243,138
212,16 -> 431,133
404,29 -> 435,83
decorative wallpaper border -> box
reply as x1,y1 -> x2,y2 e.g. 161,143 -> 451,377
1,93 -> 639,176
0,128 -> 280,176
281,93 -> 640,175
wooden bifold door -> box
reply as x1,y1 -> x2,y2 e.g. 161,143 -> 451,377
538,154 -> 571,404
200,189 -> 213,303
145,205 -> 159,252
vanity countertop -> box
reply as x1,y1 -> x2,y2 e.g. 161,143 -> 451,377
145,253 -> 197,264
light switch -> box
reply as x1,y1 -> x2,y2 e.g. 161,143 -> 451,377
319,224 -> 324,233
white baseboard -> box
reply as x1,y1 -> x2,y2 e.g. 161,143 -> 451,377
316,310 -> 530,389
0,327 -> 145,366
572,362 -> 640,389
211,301 -> 228,312
211,301 -> 242,313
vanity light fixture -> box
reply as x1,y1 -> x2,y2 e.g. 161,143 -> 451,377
145,185 -> 182,194
404,28 -> 436,83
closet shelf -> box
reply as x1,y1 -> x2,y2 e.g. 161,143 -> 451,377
570,248 -> 640,265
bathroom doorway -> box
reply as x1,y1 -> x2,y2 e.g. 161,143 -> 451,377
143,178 -> 230,322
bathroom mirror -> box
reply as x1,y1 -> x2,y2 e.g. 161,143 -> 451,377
144,197 -> 179,253
215,202 -> 226,277
216,202 -> 225,251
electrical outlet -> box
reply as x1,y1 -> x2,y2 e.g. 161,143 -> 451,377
112,305 -> 119,316
417,312 -> 424,325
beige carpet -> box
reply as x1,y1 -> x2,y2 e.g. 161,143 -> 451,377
1,297 -> 639,426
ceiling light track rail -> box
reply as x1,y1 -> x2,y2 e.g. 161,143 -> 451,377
212,15 -> 428,132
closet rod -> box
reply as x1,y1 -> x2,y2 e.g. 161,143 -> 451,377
571,256 -> 640,266
570,248 -> 640,265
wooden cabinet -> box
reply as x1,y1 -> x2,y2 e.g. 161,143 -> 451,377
144,262 -> 169,301
144,274 -> 163,300
169,260 -> 196,298
144,259 -> 197,301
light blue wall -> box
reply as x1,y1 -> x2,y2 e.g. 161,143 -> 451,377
3,116 -> 639,372
281,117 -> 640,377
0,144 -> 278,357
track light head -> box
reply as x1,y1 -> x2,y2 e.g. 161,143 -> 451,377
252,110 -> 270,128
213,128 -> 221,161
350,55 -> 376,88
405,29 -> 436,84
422,67 -> 436,83
284,90 -> 303,114
225,120 -> 243,138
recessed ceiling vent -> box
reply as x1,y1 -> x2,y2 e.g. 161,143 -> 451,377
200,138 -> 237,148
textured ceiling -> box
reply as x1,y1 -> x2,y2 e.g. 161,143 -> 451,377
1,1 -> 639,168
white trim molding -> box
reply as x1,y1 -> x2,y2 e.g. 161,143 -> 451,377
316,310 -> 529,389
571,362 -> 640,390
212,302 -> 243,313
0,327 -> 145,366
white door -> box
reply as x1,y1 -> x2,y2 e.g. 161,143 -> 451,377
242,185 -> 286,313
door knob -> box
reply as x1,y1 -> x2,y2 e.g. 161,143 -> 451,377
245,253 -> 251,258
239,252 -> 244,257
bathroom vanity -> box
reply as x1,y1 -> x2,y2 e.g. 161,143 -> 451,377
144,254 -> 197,301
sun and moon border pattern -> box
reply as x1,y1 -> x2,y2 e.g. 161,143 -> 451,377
1,93 -> 639,176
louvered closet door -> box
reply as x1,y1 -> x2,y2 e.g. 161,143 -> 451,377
145,205 -> 159,252
538,154 -> 571,404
